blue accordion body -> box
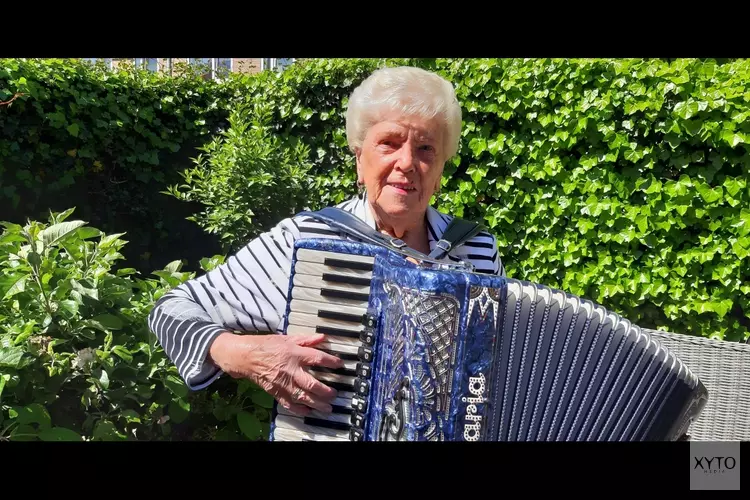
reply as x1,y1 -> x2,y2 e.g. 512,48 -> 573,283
268,237 -> 708,442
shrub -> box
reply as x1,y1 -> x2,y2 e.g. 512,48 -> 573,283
0,210 -> 272,441
0,58 -> 236,273
171,57 -> 750,343
165,96 -> 315,252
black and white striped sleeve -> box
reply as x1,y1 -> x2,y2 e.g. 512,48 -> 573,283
147,217 -> 301,390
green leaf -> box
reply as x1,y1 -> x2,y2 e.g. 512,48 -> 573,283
98,232 -> 126,249
735,208 -> 750,236
0,346 -> 25,368
98,369 -> 110,390
237,410 -> 262,440
38,427 -> 82,441
91,313 -> 123,330
92,420 -> 127,441
635,215 -> 648,233
66,123 -> 80,137
0,274 -> 28,301
165,374 -> 188,399
168,400 -> 190,424
14,403 -> 51,429
0,373 -> 9,401
9,424 -> 38,441
250,390 -> 274,409
112,346 -> 133,363
76,227 -> 102,240
40,220 -> 86,248
59,299 -> 79,317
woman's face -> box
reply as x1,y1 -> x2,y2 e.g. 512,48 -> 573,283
355,113 -> 446,226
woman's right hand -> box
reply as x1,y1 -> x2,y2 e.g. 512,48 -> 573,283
207,332 -> 344,416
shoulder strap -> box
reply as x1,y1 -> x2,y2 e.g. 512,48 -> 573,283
296,207 -> 432,263
428,217 -> 484,260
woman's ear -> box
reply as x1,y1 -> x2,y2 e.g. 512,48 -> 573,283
354,147 -> 364,184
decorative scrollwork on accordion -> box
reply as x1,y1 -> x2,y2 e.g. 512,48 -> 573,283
378,280 -> 461,441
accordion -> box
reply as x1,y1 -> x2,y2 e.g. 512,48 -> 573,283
269,209 -> 708,442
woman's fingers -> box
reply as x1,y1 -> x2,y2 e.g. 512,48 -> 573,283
291,389 -> 333,413
277,395 -> 312,416
295,370 -> 338,402
298,346 -> 345,369
290,333 -> 327,348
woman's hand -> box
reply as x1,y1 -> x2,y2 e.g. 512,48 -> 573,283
208,332 -> 344,416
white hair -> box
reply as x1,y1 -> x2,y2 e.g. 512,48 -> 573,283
345,66 -> 462,160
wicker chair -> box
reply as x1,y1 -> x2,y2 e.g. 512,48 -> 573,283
645,329 -> 750,441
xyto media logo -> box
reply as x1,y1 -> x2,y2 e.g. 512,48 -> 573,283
690,441 -> 740,490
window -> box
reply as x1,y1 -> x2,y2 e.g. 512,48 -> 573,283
188,58 -> 232,79
135,58 -> 158,72
82,58 -> 113,69
261,58 -> 295,72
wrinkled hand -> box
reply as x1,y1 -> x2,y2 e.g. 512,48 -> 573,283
208,332 -> 343,416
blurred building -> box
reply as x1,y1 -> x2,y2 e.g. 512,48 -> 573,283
80,58 -> 295,78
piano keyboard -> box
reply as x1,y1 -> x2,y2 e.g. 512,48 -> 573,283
272,248 -> 377,442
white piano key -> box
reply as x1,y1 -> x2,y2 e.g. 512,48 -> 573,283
288,311 -> 365,334
296,248 -> 375,267
289,298 -> 368,318
272,427 -> 349,442
294,261 -> 373,279
273,414 -> 350,439
292,274 -> 371,294
292,286 -> 370,308
286,325 -> 364,348
309,369 -> 357,388
277,405 -> 351,424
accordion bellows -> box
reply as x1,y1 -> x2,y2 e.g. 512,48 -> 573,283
269,238 -> 708,442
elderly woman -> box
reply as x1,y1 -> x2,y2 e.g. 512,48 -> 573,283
148,65 -> 505,420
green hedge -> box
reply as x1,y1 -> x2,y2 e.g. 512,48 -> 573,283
177,58 -> 750,342
0,58 -> 238,273
3,57 -> 749,344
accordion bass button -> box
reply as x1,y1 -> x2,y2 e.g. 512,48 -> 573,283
350,428 -> 364,441
351,395 -> 368,413
358,346 -> 373,363
356,362 -> 371,378
359,329 -> 374,345
362,314 -> 377,329
351,411 -> 366,428
355,378 -> 370,396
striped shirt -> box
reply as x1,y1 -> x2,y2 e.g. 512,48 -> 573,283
147,194 -> 506,390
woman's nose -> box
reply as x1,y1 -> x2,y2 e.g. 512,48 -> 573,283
394,144 -> 417,171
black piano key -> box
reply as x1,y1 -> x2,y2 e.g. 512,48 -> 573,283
316,326 -> 361,338
314,366 -> 357,377
331,404 -> 351,415
303,416 -> 351,431
318,349 -> 359,361
321,289 -> 370,302
317,310 -> 366,324
350,428 -> 364,441
325,380 -> 355,392
323,258 -> 373,272
322,273 -> 371,287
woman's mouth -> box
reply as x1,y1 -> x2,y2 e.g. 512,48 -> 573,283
387,182 -> 417,195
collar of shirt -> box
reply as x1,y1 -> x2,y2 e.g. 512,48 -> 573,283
349,192 -> 451,257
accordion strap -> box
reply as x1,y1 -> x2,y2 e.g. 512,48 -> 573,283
428,217 -> 484,260
297,206 -> 474,269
